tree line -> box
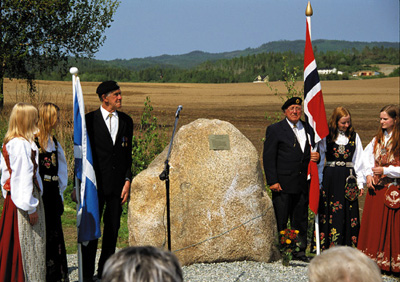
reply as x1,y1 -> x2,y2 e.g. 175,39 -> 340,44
37,46 -> 399,83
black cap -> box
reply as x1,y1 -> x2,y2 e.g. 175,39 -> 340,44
281,97 -> 302,111
96,81 -> 120,99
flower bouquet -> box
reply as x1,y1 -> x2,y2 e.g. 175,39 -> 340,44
279,229 -> 300,266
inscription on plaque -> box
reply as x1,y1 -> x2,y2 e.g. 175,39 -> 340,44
209,135 -> 230,150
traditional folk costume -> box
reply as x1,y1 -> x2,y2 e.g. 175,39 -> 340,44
315,131 -> 364,251
0,138 -> 46,281
357,131 -> 400,273
35,136 -> 69,282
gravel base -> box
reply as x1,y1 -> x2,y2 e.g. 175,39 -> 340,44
67,252 -> 399,282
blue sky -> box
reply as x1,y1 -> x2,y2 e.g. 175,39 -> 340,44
95,0 -> 400,60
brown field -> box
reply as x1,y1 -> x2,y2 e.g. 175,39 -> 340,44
4,77 -> 399,154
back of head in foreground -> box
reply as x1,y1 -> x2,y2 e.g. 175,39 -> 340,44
102,246 -> 183,282
308,246 -> 382,282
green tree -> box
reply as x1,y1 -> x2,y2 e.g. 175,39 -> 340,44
0,0 -> 120,108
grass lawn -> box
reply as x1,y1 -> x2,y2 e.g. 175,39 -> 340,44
62,184 -> 130,254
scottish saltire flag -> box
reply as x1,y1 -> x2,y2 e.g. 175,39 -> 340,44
73,75 -> 101,242
304,16 -> 329,214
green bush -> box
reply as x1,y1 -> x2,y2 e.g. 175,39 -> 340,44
132,97 -> 168,177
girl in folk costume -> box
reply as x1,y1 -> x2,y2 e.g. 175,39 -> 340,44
315,107 -> 365,250
35,103 -> 69,282
0,103 -> 46,281
358,104 -> 400,275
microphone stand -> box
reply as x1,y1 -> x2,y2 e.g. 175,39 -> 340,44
159,105 -> 182,251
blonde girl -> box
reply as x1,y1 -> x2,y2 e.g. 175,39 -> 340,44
357,104 -> 400,275
35,102 -> 69,281
0,102 -> 46,281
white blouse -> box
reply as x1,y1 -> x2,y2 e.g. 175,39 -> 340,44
318,132 -> 365,188
42,136 -> 68,201
1,138 -> 43,214
362,131 -> 400,179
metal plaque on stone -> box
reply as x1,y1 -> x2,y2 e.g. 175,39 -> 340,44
209,135 -> 230,150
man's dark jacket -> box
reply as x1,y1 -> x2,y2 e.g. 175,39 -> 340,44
263,119 -> 310,194
85,108 -> 133,196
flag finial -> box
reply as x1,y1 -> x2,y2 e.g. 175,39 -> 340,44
306,1 -> 313,16
70,67 -> 79,75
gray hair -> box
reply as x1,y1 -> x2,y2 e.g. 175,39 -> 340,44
308,246 -> 382,282
102,246 -> 183,282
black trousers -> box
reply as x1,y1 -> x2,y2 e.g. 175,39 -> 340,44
82,193 -> 123,278
272,191 -> 309,255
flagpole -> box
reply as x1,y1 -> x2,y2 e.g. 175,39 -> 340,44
305,1 -> 321,256
70,67 -> 84,282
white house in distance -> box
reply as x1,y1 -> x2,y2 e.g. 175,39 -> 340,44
253,75 -> 268,83
318,68 -> 344,75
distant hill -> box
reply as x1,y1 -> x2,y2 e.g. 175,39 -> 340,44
39,39 -> 398,82
101,40 -> 399,70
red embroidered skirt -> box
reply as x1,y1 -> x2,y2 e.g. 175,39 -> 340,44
358,186 -> 400,273
0,193 -> 25,281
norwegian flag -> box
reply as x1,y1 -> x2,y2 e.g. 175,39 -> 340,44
304,16 -> 329,214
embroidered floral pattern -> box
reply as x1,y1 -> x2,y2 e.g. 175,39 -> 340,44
351,236 -> 357,247
333,147 -> 340,158
43,157 -> 52,169
330,201 -> 343,213
321,214 -> 327,224
332,144 -> 352,160
329,228 -> 340,245
350,218 -> 358,228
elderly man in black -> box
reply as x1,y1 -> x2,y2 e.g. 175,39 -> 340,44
263,97 -> 319,262
82,81 -> 133,281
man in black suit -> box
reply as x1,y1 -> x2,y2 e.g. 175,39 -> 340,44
82,81 -> 133,281
263,97 -> 319,262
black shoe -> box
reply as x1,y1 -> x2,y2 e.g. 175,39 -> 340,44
294,255 -> 311,263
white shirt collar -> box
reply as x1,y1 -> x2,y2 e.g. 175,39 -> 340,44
100,106 -> 118,121
286,118 -> 303,129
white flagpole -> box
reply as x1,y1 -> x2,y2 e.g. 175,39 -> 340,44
306,1 -> 321,256
71,67 -> 84,282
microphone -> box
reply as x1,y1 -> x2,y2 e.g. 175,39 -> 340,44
175,105 -> 183,117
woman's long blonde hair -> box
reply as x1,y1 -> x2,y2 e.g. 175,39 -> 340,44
36,102 -> 60,151
3,103 -> 38,145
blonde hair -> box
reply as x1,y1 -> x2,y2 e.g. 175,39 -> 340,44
308,246 -> 382,282
36,102 -> 60,151
3,103 -> 38,144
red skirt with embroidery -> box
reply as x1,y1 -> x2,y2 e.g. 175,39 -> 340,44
0,193 -> 25,281
358,186 -> 400,273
